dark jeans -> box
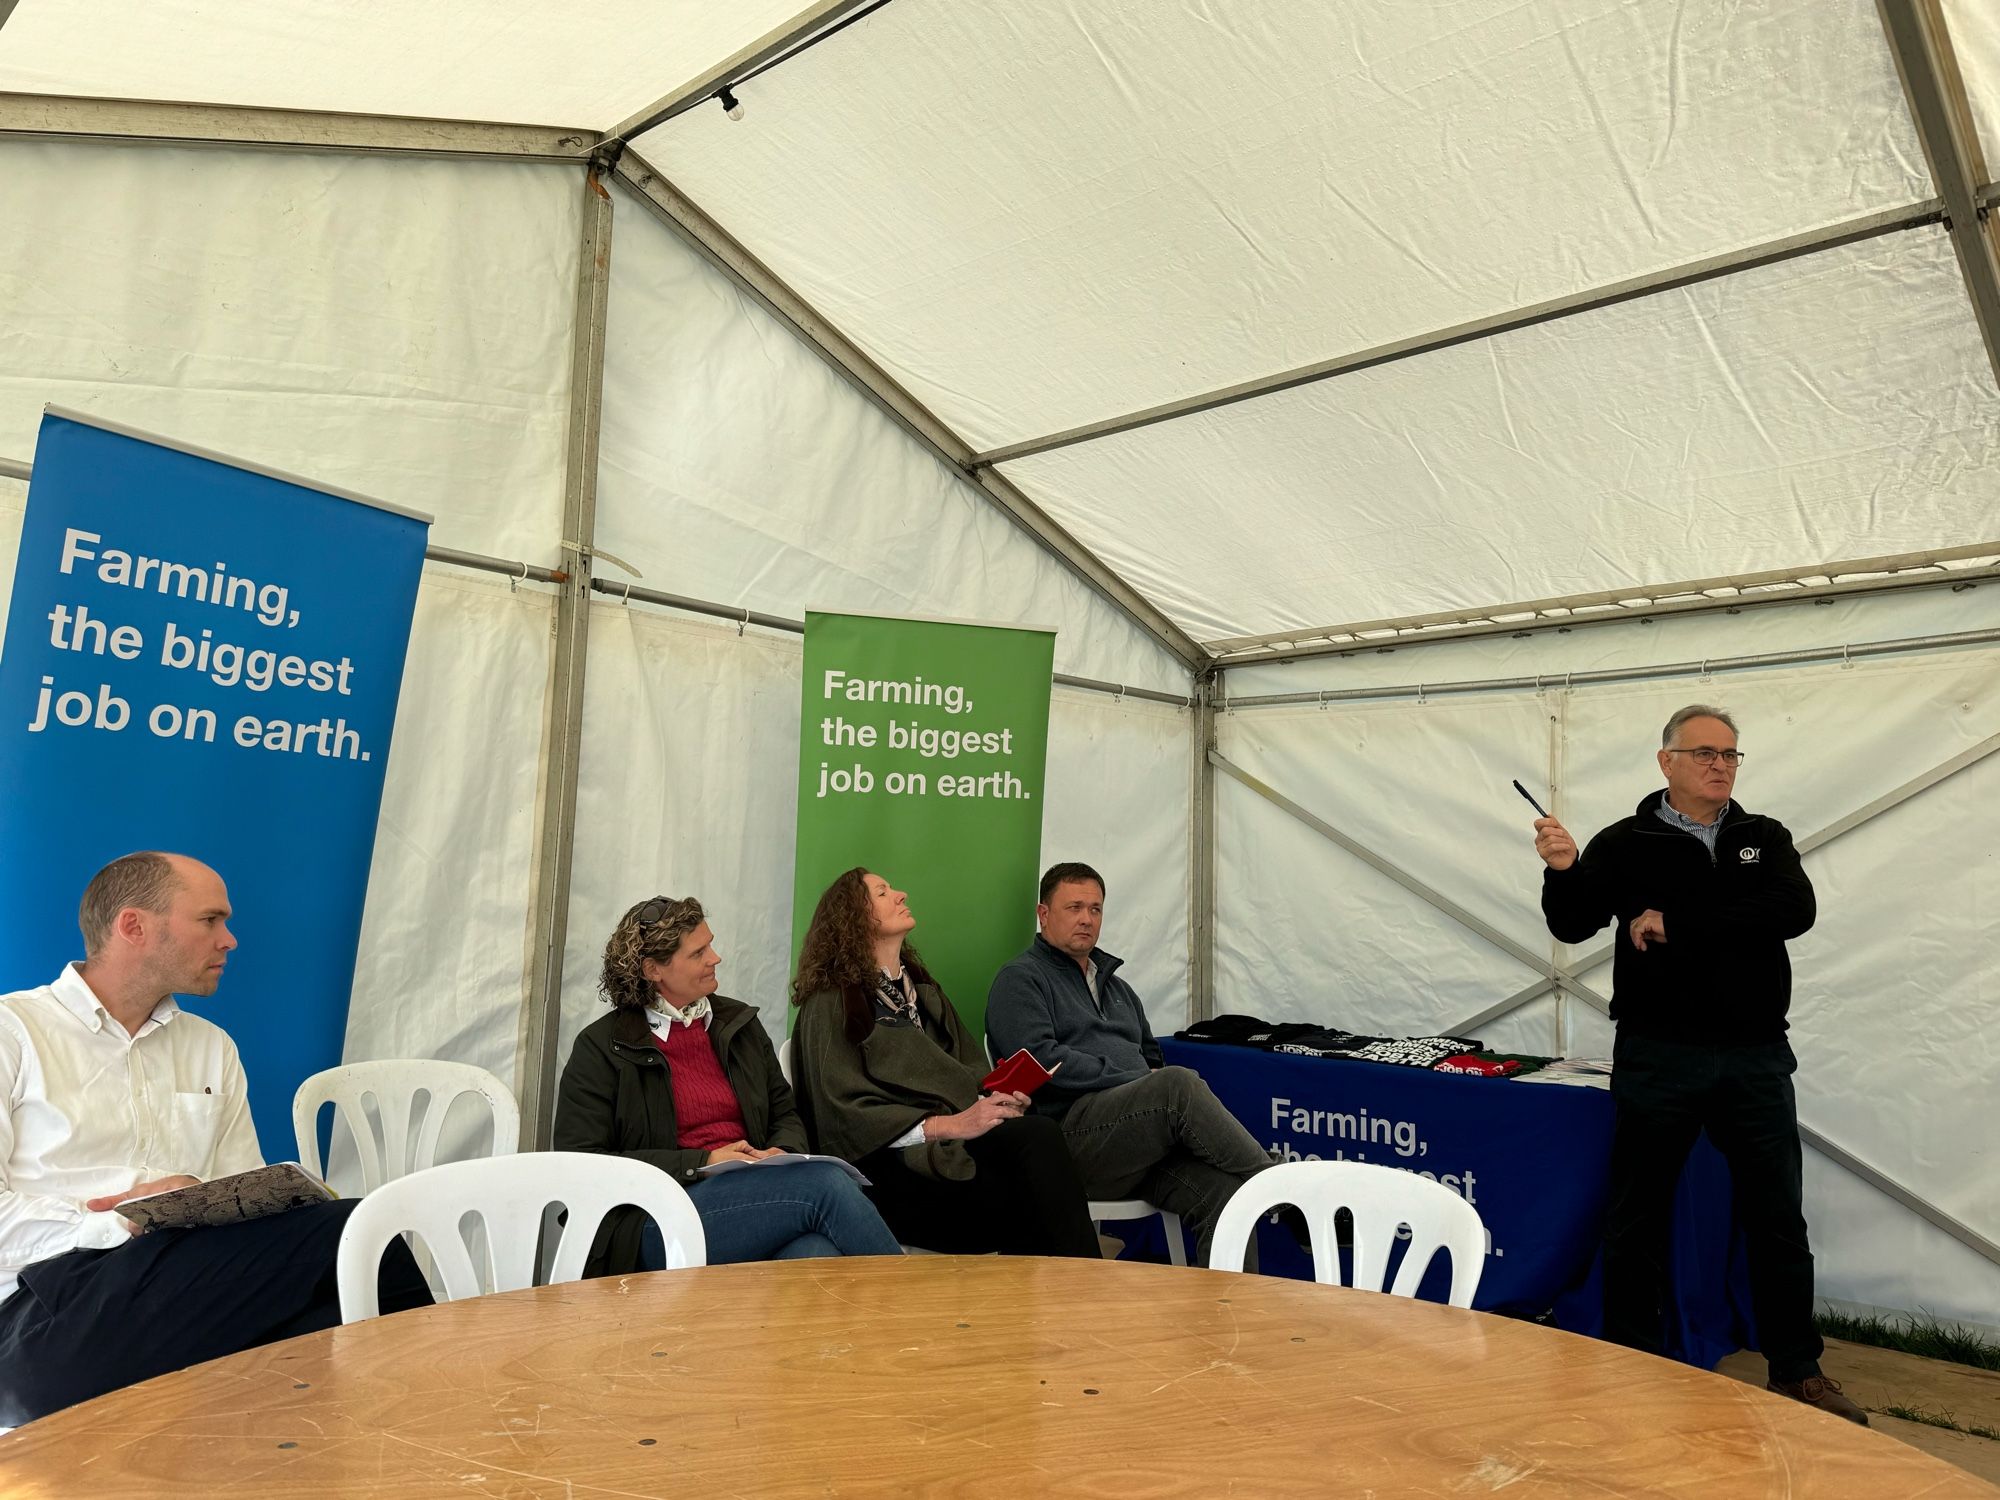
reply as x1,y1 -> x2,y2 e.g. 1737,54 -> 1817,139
1058,1065 -> 1276,1267
0,1197 -> 432,1426
858,1114 -> 1101,1257
1605,1033 -> 1822,1382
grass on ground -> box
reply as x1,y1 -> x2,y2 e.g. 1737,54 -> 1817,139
1815,1310 -> 2000,1373
1880,1404 -> 2000,1442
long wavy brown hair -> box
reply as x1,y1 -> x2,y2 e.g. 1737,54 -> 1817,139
790,867 -> 938,1042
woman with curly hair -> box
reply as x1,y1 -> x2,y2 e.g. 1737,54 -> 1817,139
790,869 -> 1099,1257
555,894 -> 900,1274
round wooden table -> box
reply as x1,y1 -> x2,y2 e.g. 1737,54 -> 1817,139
2,1256 -> 1990,1497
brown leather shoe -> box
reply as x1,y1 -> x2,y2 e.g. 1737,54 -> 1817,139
1767,1375 -> 1869,1426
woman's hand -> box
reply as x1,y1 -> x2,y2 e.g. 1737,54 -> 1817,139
704,1140 -> 762,1165
924,1092 -> 1028,1142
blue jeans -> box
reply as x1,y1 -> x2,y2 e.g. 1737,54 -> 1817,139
638,1160 -> 901,1268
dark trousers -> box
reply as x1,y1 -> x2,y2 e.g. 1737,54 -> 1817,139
0,1197 -> 432,1426
1057,1065 -> 1276,1267
858,1114 -> 1102,1257
1604,1033 -> 1822,1382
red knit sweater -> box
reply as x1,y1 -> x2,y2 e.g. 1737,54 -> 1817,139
653,1024 -> 748,1151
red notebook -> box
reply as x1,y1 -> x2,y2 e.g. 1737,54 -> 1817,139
981,1049 -> 1061,1097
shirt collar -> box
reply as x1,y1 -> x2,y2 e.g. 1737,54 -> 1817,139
646,996 -> 712,1033
52,963 -> 181,1035
1657,797 -> 1730,834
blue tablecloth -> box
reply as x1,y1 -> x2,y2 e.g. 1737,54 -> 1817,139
1152,1038 -> 1756,1369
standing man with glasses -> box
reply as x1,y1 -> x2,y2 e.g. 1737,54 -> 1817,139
1531,706 -> 1864,1425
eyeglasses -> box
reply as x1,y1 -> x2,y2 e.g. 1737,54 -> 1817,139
635,896 -> 677,927
1666,747 -> 1745,766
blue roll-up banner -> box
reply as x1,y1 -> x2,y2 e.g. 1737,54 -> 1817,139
0,409 -> 430,1157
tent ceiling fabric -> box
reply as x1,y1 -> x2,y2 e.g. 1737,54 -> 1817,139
0,0 -> 803,128
2,0 -> 1995,640
1944,0 -> 2000,155
999,227 -> 2000,643
640,0 -> 1929,453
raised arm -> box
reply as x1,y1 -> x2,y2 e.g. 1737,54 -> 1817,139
1539,820 -> 1618,944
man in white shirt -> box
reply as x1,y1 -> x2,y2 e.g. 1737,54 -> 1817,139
0,851 -> 429,1425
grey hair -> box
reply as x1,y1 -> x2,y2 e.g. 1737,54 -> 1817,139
79,851 -> 182,955
1661,704 -> 1738,748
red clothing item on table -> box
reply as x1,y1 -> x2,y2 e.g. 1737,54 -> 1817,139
652,1025 -> 748,1151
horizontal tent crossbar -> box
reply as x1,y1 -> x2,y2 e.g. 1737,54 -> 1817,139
588,576 -> 1191,707
1221,626 -> 2000,712
4,455 -> 566,584
975,202 -> 1944,468
0,92 -> 596,160
1205,545 -> 2000,664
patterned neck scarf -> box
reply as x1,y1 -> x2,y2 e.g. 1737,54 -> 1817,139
646,994 -> 712,1031
874,968 -> 920,1025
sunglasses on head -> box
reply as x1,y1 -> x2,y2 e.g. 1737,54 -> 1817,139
636,896 -> 675,927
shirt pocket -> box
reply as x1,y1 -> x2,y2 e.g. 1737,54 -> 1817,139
171,1091 -> 228,1173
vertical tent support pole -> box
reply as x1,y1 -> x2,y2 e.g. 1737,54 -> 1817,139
1188,673 -> 1219,1023
516,157 -> 616,1149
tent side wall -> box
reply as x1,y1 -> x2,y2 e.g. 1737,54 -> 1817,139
556,192 -> 1193,1073
1212,583 -> 2000,1328
0,140 -> 579,1107
0,138 -> 1197,1157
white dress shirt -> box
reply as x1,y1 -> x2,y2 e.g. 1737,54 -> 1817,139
0,964 -> 263,1303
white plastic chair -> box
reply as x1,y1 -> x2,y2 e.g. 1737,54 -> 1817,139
335,1151 -> 706,1322
1210,1161 -> 1486,1307
778,1037 -> 793,1086
293,1060 -> 519,1193
1090,1198 -> 1187,1266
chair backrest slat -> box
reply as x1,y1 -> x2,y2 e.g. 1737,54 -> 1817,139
293,1061 -> 520,1193
1211,1161 -> 1487,1307
335,1152 -> 707,1321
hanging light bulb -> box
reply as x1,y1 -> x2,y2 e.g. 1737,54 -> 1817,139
717,87 -> 744,122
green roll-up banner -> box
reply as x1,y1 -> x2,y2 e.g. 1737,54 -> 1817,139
791,610 -> 1056,1041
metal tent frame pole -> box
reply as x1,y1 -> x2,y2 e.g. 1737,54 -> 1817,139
1221,626 -> 2000,711
583,577 -> 1193,708
1204,544 -> 2000,665
972,202 -> 1946,468
2,457 -> 567,587
607,152 -> 1207,677
1209,749 -> 1612,1012
1876,0 -> 2000,387
1188,677 -> 1219,1023
0,91 -> 596,160
605,0 -> 884,143
514,161 -> 615,1151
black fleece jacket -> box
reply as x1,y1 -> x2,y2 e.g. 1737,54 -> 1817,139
553,998 -> 806,1276
1540,790 -> 1816,1044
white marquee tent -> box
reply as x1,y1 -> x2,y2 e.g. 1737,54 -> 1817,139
1,0 -> 1995,1331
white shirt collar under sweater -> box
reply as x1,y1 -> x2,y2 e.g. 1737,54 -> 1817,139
0,964 -> 263,1303
646,996 -> 712,1033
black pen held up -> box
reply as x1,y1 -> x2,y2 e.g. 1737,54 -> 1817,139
1512,779 -> 1550,819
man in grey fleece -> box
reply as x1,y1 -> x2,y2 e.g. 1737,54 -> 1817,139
986,862 -> 1275,1266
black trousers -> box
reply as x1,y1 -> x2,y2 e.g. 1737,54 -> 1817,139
859,1114 -> 1102,1258
1604,1033 -> 1822,1382
0,1197 -> 432,1426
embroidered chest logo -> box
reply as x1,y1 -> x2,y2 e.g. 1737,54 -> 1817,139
1738,847 -> 1761,863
